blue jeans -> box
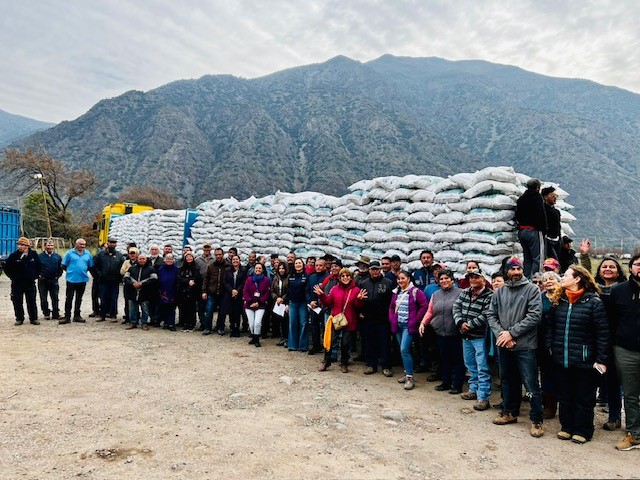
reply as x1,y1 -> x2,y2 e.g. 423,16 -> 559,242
99,282 -> 119,319
396,324 -> 414,376
204,294 -> 221,331
498,347 -> 543,422
128,300 -> 149,326
518,229 -> 544,279
463,337 -> 492,401
288,302 -> 308,351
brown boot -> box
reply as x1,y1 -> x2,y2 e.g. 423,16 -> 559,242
542,392 -> 557,419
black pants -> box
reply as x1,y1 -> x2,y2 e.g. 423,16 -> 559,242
309,309 -> 324,349
178,299 -> 197,329
226,300 -> 243,335
65,282 -> 86,319
99,281 -> 119,319
555,366 -> 597,439
11,281 -> 38,322
437,335 -> 465,390
91,279 -> 100,314
272,313 -> 287,339
324,329 -> 354,366
38,278 -> 59,317
158,303 -> 176,327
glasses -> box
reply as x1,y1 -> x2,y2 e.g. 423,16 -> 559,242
129,252 -> 136,255
533,280 -> 543,285
340,274 -> 352,278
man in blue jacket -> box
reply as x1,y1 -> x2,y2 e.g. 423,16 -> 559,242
38,239 -> 62,320
4,237 -> 41,325
60,238 -> 94,324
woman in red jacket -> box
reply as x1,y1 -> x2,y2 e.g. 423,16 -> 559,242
314,268 -> 365,373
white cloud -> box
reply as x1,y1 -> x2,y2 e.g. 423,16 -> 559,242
1,0 -> 638,122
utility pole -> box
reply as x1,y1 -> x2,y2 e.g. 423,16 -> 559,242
33,173 -> 52,238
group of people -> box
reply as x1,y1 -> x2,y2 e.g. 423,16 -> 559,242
4,231 -> 640,451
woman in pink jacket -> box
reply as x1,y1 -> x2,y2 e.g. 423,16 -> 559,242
242,263 -> 271,347
314,268 -> 365,373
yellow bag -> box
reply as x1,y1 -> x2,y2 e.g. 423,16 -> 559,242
323,317 -> 333,351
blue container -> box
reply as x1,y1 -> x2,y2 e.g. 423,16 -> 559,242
0,205 -> 21,263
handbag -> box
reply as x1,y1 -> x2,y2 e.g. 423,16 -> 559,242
331,289 -> 352,330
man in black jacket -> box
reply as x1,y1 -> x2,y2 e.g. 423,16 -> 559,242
38,239 -> 63,320
123,254 -> 157,330
4,237 -> 41,325
359,261 -> 394,377
541,186 -> 561,261
95,238 -> 124,322
515,178 -> 547,278
609,254 -> 640,450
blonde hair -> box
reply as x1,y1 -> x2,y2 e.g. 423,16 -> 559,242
339,267 -> 353,278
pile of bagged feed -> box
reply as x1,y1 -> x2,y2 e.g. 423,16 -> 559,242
110,166 -> 575,275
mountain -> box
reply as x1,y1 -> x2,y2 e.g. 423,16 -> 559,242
0,109 -> 55,147
15,55 -> 640,244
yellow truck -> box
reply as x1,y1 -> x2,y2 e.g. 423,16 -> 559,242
98,203 -> 153,246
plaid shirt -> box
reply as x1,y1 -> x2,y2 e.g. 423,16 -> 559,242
452,286 -> 493,339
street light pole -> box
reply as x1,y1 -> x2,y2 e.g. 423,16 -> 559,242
33,173 -> 52,238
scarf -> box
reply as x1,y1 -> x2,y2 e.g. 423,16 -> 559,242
565,288 -> 585,304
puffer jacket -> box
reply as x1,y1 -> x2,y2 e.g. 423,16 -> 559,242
243,274 -> 271,310
123,263 -> 157,302
607,280 -> 640,352
453,287 -> 494,339
545,291 -> 610,368
320,281 -> 363,331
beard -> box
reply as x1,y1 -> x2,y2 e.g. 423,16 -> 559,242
509,273 -> 523,282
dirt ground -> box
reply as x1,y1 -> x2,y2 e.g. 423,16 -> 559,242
0,275 -> 634,479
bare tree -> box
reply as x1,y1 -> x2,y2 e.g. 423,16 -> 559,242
1,146 -> 96,216
117,186 -> 184,210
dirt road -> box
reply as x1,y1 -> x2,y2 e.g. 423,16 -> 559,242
0,275 -> 632,479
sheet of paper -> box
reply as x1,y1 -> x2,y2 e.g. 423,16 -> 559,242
272,302 -> 286,316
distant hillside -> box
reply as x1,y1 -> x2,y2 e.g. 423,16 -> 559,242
16,55 -> 640,244
0,109 -> 55,146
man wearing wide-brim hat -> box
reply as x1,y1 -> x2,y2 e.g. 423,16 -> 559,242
3,237 -> 41,325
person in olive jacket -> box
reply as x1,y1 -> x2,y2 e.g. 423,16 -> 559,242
201,247 -> 227,335
545,264 -> 609,444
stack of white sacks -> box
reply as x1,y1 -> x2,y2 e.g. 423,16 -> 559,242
114,167 -> 576,276
110,209 -> 187,253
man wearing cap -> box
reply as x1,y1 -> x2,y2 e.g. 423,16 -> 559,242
120,247 -> 139,324
385,254 -> 403,289
541,186 -> 561,261
4,237 -> 41,325
37,240 -> 62,320
60,238 -> 94,324
515,178 -> 547,278
542,258 -> 561,274
359,260 -> 394,376
453,268 -> 494,410
487,257 -> 544,437
94,238 -> 124,322
559,236 -> 577,273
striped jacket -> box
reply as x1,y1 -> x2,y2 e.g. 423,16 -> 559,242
452,286 -> 494,339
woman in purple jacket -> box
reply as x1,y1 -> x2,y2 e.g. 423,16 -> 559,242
243,263 -> 271,347
389,270 -> 429,390
157,254 -> 180,331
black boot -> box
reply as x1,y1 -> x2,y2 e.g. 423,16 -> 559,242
248,335 -> 257,345
254,335 -> 261,348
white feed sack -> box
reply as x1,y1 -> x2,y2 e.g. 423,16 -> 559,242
112,167 -> 575,276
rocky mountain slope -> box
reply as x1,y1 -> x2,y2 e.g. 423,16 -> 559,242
17,55 -> 640,243
0,109 -> 54,146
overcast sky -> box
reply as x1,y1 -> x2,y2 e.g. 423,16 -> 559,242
1,0 -> 639,123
